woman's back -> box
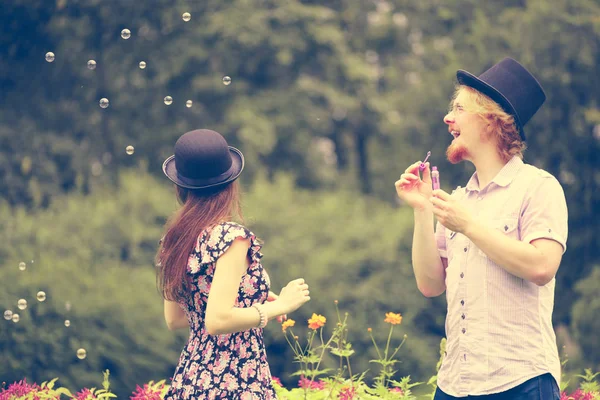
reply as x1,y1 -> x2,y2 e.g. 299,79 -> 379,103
165,222 -> 277,400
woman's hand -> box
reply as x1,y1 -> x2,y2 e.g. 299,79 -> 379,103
277,278 -> 310,315
267,291 -> 287,323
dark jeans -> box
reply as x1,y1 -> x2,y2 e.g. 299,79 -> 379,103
434,373 -> 560,400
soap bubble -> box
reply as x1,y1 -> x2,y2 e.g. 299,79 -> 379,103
594,124 -> 600,140
18,262 -> 26,271
121,29 -> 131,39
99,98 -> 109,109
87,60 -> 96,70
139,61 -> 146,69
186,100 -> 193,108
36,291 -> 46,302
77,348 -> 87,360
125,146 -> 135,155
17,299 -> 27,310
45,52 -> 55,62
12,314 -> 20,323
182,12 -> 191,22
4,310 -> 12,320
64,320 -> 71,327
164,96 -> 173,105
222,76 -> 232,85
91,161 -> 103,176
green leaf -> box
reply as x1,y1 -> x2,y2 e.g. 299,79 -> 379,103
55,387 -> 74,397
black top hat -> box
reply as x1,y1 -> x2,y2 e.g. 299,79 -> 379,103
456,57 -> 546,141
162,129 -> 244,190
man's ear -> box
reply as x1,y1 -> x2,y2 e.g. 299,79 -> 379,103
481,117 -> 496,142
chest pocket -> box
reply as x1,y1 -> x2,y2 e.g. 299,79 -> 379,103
494,217 -> 519,238
477,216 -> 519,257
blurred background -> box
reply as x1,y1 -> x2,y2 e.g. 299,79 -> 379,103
1,0 -> 599,397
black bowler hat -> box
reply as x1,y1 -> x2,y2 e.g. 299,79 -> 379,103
457,57 -> 546,141
162,129 -> 244,190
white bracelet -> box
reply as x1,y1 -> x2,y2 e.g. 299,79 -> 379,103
252,303 -> 268,329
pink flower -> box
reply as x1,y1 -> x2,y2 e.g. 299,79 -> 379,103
339,386 -> 356,400
129,382 -> 165,400
561,389 -> 597,400
298,376 -> 326,390
74,388 -> 97,400
271,377 -> 283,387
0,380 -> 41,400
390,387 -> 404,394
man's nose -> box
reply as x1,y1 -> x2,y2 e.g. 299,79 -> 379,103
443,112 -> 454,124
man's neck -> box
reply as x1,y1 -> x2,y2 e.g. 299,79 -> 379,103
471,149 -> 507,189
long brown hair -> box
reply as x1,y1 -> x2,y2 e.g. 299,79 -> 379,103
156,181 -> 243,301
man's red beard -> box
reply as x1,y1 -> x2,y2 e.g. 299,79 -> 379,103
446,141 -> 469,164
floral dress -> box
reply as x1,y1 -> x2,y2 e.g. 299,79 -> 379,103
165,222 -> 277,400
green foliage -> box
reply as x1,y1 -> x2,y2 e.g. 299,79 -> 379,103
0,169 -> 439,396
1,0 -> 600,388
576,369 -> 600,395
571,266 -> 600,371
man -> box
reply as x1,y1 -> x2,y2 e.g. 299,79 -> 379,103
395,58 -> 567,399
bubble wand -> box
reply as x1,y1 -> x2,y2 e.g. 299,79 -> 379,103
419,151 -> 431,171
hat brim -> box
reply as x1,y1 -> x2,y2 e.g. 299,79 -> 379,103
456,70 -> 526,141
162,146 -> 245,190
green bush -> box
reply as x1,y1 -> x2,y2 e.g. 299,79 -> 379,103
571,266 -> 600,372
0,167 -> 445,396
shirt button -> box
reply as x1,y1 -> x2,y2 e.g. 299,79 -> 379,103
461,300 -> 465,306
461,314 -> 465,319
463,247 -> 468,252
462,328 -> 466,334
504,225 -> 509,231
460,272 -> 464,278
548,229 -> 552,233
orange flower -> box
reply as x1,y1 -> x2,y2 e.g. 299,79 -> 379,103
384,312 -> 402,325
307,313 -> 326,330
367,327 -> 372,332
281,319 -> 296,332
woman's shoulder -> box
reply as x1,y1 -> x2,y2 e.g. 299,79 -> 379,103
192,222 -> 261,270
209,221 -> 253,239
200,221 -> 258,251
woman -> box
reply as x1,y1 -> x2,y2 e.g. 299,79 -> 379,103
157,129 -> 310,399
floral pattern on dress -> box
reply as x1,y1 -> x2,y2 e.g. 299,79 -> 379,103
164,222 -> 277,400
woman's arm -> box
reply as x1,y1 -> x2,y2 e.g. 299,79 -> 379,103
205,238 -> 288,335
164,299 -> 189,331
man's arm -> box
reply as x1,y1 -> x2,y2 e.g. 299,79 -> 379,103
464,223 -> 563,286
412,209 -> 447,297
431,176 -> 567,286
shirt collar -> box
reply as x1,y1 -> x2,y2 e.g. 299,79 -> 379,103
465,156 -> 523,192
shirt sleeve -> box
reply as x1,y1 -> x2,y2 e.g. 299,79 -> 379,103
519,174 -> 568,253
435,220 -> 447,259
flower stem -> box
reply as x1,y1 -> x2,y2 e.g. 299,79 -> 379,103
388,334 -> 407,360
369,331 -> 383,360
384,326 -> 394,360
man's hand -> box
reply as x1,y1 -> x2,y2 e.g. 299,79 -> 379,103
395,161 -> 433,211
267,291 -> 287,323
430,189 -> 475,234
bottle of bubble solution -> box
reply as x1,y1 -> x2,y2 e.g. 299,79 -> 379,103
431,166 -> 440,191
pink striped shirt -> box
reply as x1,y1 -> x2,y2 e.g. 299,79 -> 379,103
435,156 -> 568,397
